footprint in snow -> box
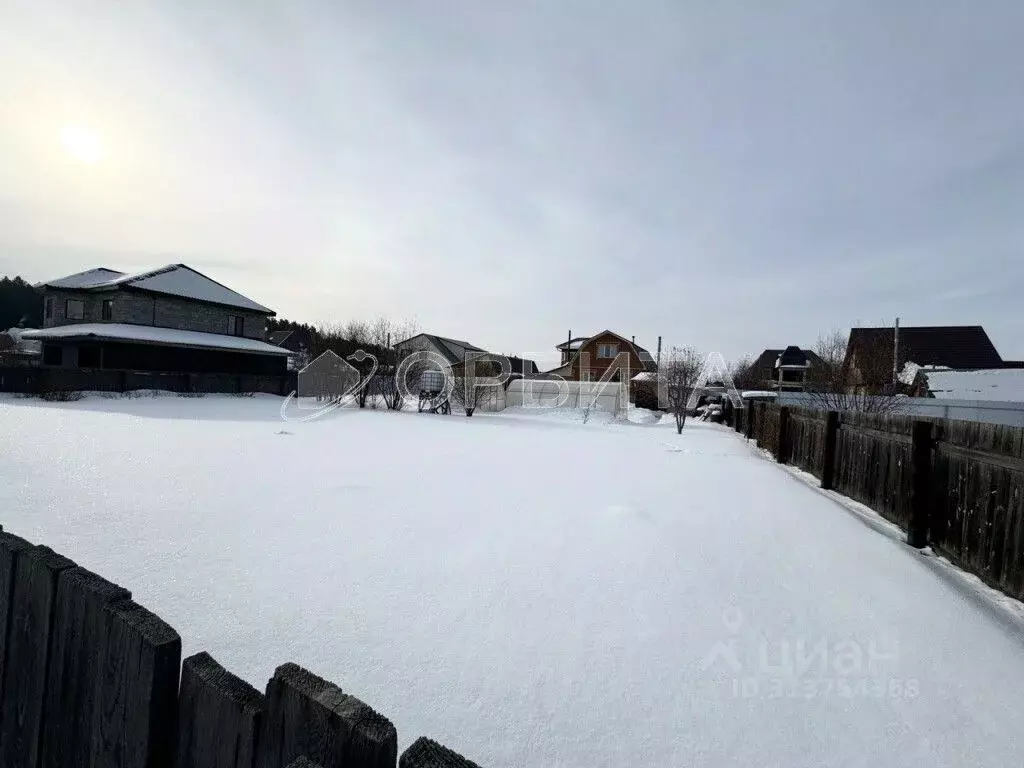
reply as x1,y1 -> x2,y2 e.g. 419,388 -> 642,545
276,430 -> 294,436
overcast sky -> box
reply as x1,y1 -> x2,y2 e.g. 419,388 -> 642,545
2,1 -> 1022,368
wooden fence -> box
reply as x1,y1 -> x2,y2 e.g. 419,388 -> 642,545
0,526 -> 483,768
0,367 -> 297,397
733,403 -> 1024,602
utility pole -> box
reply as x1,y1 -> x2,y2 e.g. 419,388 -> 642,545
892,316 -> 900,389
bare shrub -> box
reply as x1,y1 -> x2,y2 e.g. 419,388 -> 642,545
664,346 -> 703,434
41,387 -> 84,403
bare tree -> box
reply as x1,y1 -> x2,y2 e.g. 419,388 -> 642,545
805,328 -> 901,413
341,320 -> 371,346
729,355 -> 758,392
448,356 -> 505,417
664,346 -> 703,434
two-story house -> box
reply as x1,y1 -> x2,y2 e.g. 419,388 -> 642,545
24,264 -> 289,374
547,330 -> 657,388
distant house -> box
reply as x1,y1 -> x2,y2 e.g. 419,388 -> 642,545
0,326 -> 42,366
844,325 -> 1007,392
267,329 -> 312,371
394,333 -> 487,367
747,347 -> 822,392
546,330 -> 657,386
24,264 -> 288,375
393,333 -> 538,380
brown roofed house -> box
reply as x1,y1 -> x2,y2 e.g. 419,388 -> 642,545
844,325 -> 1007,392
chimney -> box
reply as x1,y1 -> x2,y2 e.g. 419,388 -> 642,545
656,336 -> 662,368
632,335 -> 636,343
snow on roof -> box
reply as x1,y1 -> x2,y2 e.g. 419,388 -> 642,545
22,324 -> 290,356
923,368 -> 1024,402
741,390 -> 778,399
556,338 -> 588,350
632,371 -> 658,381
39,268 -> 125,289
4,327 -> 42,354
39,264 -> 274,314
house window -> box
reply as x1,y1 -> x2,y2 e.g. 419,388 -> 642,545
227,315 -> 244,336
597,343 -> 618,359
43,345 -> 63,366
45,297 -> 54,320
66,299 -> 85,320
101,299 -> 114,321
78,346 -> 101,368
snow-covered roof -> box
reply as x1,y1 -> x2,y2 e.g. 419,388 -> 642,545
38,264 -> 274,314
22,324 -> 290,356
4,327 -> 43,354
632,371 -> 658,381
741,390 -> 778,399
923,368 -> 1024,402
39,268 -> 126,289
556,337 -> 589,351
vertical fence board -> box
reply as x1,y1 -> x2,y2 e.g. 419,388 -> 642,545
42,568 -> 132,768
930,419 -> 1024,599
93,600 -> 182,768
0,531 -> 33,710
258,663 -> 397,768
0,546 -> 77,768
400,738 -> 483,768
176,652 -> 265,768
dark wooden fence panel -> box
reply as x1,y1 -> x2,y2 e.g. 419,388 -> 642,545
749,404 -> 1024,602
258,664 -> 397,768
42,568 -> 132,768
0,546 -> 77,768
0,527 -> 482,768
0,368 -> 39,394
756,403 -> 780,455
785,407 -> 828,479
930,420 -> 1024,600
93,600 -> 182,768
177,652 -> 265,768
0,367 -> 294,397
400,738 -> 482,768
833,411 -> 917,529
0,531 -> 32,706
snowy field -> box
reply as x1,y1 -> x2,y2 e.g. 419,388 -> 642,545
3,395 -> 1024,767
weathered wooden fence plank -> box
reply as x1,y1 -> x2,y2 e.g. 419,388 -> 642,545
0,531 -> 33,708
258,663 -> 397,768
93,600 -> 182,768
283,758 -> 326,768
0,545 -> 77,768
400,738 -> 483,768
930,418 -> 1024,599
42,568 -> 132,768
908,421 -> 934,548
176,652 -> 265,768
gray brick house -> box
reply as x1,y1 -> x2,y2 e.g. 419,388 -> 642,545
24,265 -> 289,375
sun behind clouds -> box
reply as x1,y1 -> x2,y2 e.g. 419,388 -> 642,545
60,123 -> 104,165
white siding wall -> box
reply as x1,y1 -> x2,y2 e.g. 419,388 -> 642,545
507,380 -> 623,415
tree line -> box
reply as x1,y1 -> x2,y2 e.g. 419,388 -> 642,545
0,276 -> 43,330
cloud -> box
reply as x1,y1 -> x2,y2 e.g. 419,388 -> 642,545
2,0 -> 1023,362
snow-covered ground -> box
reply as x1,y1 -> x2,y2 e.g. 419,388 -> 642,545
3,395 -> 1024,767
